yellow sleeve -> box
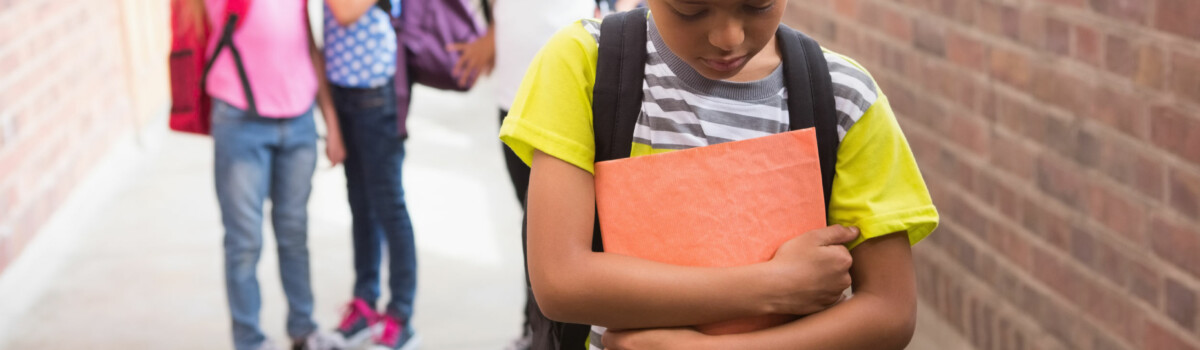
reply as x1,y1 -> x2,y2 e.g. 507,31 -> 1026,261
499,20 -> 600,174
830,94 -> 940,250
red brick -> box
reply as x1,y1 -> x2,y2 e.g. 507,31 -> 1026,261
949,114 -> 990,157
833,0 -> 857,17
1149,214 -> 1200,279
1106,34 -> 1139,78
991,47 -> 1033,90
1144,321 -> 1197,350
1043,0 -> 1087,8
991,130 -> 1038,183
1088,87 -> 1148,138
1045,17 -> 1071,56
1084,184 -> 1146,243
946,31 -> 988,71
1084,286 -> 1145,346
1072,25 -> 1103,67
913,20 -> 945,56
1030,66 -> 1092,121
1089,0 -> 1150,24
1156,0 -> 1200,41
1150,106 -> 1200,165
1125,253 -> 1163,306
1022,195 -> 1073,250
1164,278 -> 1197,331
1076,127 -> 1165,201
1134,45 -> 1167,90
1018,11 -> 1047,50
1170,51 -> 1200,106
1168,168 -> 1200,220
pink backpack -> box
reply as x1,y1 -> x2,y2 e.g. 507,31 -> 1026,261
168,0 -> 255,135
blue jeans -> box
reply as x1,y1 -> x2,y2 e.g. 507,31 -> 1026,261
212,99 -> 319,350
332,81 -> 418,321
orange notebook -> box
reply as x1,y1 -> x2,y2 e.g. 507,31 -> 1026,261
594,128 -> 827,335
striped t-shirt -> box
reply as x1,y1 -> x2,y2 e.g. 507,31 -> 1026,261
579,18 -> 879,155
499,15 -> 939,350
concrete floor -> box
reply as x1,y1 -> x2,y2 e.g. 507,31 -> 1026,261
0,81 -> 964,350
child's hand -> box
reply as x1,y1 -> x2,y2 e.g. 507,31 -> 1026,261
602,327 -> 706,350
325,130 -> 345,167
763,225 -> 859,315
447,28 -> 496,88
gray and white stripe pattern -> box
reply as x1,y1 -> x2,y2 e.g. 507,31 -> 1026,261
580,17 -> 880,349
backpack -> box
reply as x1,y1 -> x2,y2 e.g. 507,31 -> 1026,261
168,0 -> 257,135
524,8 -> 840,349
390,0 -> 484,137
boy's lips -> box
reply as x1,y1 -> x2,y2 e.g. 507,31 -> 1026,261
700,55 -> 748,72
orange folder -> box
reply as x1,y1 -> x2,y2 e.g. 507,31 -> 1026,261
594,128 -> 827,335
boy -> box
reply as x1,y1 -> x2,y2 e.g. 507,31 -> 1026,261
499,0 -> 939,348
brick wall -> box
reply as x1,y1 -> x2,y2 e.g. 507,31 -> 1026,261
0,0 -> 168,274
784,0 -> 1200,349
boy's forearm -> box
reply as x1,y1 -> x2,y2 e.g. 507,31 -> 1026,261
700,233 -> 917,350
532,248 -> 777,329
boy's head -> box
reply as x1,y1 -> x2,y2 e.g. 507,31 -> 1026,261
646,0 -> 787,81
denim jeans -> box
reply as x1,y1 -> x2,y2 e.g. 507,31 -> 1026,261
212,99 -> 319,350
332,81 -> 418,321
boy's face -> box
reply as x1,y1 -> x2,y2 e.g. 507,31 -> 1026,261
647,0 -> 787,81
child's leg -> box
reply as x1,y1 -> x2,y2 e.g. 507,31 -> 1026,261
339,81 -> 417,321
336,88 -> 387,308
212,99 -> 276,350
268,106 -> 320,340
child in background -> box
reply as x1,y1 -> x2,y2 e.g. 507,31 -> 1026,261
499,0 -> 939,348
447,0 -> 596,349
322,1 -> 421,349
200,0 -> 345,348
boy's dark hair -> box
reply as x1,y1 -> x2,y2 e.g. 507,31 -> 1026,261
526,8 -> 841,349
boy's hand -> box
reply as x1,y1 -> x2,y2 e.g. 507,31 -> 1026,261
602,327 -> 706,350
447,28 -> 495,88
763,225 -> 859,316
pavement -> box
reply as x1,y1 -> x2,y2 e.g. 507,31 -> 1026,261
0,80 -> 964,350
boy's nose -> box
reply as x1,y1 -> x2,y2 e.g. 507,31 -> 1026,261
708,20 -> 745,52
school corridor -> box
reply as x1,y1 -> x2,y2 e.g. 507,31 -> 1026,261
0,81 -> 963,349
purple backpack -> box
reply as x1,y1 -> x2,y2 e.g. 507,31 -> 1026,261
392,0 -> 483,136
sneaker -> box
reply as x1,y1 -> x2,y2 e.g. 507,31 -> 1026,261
502,333 -> 531,350
292,331 -> 344,350
370,314 -> 420,350
255,339 -> 281,350
335,298 -> 380,348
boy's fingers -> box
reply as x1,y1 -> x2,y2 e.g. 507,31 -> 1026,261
815,225 -> 860,246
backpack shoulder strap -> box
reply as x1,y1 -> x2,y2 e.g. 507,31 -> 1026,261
203,13 -> 259,117
777,25 -> 839,211
593,7 -> 648,164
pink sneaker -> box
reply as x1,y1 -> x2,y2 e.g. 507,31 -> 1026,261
335,298 -> 379,348
371,314 -> 420,350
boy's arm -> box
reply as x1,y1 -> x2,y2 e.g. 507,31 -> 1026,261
603,231 -> 917,350
324,0 -> 378,26
309,8 -> 345,166
527,150 -> 859,330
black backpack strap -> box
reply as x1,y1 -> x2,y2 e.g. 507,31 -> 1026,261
591,8 -> 647,255
593,7 -> 648,164
777,25 -> 838,211
203,13 -> 258,117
